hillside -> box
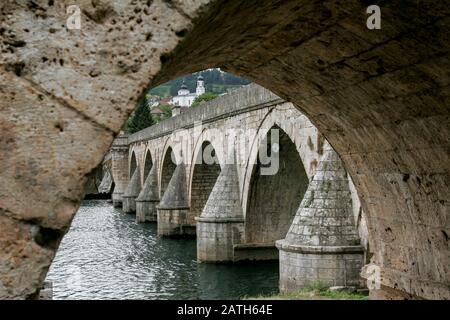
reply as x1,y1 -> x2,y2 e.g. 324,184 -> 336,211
150,69 -> 251,97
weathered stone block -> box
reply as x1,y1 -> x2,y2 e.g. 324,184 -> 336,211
197,218 -> 244,262
136,200 -> 158,223
122,167 -> 141,213
135,164 -> 159,222
278,248 -> 364,292
157,208 -> 192,237
122,196 -> 137,213
277,145 -> 365,292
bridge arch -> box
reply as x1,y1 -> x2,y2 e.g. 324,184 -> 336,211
143,148 -> 154,182
244,124 -> 309,245
159,143 -> 178,199
241,108 -> 319,216
189,128 -> 225,172
188,140 -> 221,227
129,150 -> 138,179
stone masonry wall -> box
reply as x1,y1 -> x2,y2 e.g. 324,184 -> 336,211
126,83 -> 369,250
111,136 -> 129,207
189,161 -> 221,225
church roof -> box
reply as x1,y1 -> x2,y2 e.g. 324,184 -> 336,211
159,96 -> 172,105
197,75 -> 204,80
150,106 -> 164,114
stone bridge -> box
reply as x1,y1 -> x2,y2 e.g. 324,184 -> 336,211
0,0 -> 448,300
110,84 -> 369,290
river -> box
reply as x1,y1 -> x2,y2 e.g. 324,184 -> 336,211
45,200 -> 279,300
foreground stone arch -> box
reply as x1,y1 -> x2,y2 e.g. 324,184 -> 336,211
0,0 -> 449,299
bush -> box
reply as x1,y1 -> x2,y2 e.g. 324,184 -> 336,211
159,104 -> 173,120
191,92 -> 218,108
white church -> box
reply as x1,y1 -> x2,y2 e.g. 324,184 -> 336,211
171,75 -> 205,116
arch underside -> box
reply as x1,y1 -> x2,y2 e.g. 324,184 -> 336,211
129,152 -> 137,179
245,127 -> 309,245
143,150 -> 153,181
160,147 -> 177,198
0,0 -> 448,299
189,142 -> 221,227
145,1 -> 450,299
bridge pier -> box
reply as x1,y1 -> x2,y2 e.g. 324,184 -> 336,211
157,163 -> 192,236
276,145 -> 364,292
110,135 -> 129,207
196,162 -> 244,263
136,165 -> 159,222
122,168 -> 141,213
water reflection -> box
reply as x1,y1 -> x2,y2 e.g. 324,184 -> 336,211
46,200 -> 278,300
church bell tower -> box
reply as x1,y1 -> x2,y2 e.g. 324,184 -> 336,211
196,75 -> 205,96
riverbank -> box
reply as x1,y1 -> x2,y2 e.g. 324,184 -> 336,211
244,283 -> 368,300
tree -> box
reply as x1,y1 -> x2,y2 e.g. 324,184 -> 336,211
191,92 -> 218,108
159,104 -> 173,120
152,104 -> 173,123
124,95 -> 155,133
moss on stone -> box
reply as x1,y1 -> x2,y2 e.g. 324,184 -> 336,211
303,190 -> 314,208
320,180 -> 331,192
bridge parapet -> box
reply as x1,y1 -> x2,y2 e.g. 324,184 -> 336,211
112,134 -> 129,148
128,83 -> 283,144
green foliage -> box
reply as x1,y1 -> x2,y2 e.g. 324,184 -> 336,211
152,104 -> 172,123
304,190 -> 314,208
243,282 -> 368,300
191,92 -> 219,108
307,281 -> 329,292
159,104 -> 173,119
124,95 -> 155,134
149,69 -> 250,97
